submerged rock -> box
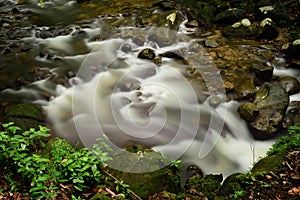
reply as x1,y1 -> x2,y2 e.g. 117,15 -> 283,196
238,82 -> 289,140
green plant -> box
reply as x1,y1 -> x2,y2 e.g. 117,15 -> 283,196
232,189 -> 246,200
287,122 -> 300,134
0,122 -> 54,198
39,0 -> 44,8
0,123 -> 115,198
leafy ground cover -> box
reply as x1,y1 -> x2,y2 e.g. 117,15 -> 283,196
0,122 -> 299,199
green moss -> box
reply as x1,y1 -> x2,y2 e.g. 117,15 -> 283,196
185,174 -> 223,199
267,133 -> 300,156
43,137 -> 74,161
218,173 -> 244,196
5,103 -> 46,121
251,155 -> 284,176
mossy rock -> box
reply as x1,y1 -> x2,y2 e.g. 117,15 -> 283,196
4,117 -> 41,131
218,173 -> 244,196
251,155 -> 284,176
105,150 -> 180,198
5,103 -> 46,121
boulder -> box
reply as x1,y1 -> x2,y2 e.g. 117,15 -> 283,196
105,150 -> 179,198
238,82 -> 289,140
223,25 -> 256,39
3,103 -> 46,131
251,155 -> 284,176
278,76 -> 300,95
215,8 -> 247,25
256,18 -> 279,40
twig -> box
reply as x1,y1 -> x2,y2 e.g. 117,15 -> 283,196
103,169 -> 143,200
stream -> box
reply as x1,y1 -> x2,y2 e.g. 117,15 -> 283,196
0,0 -> 299,182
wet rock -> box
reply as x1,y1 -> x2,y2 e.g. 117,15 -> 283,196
256,18 -> 279,40
205,39 -> 218,48
215,8 -> 247,25
238,82 -> 289,140
148,28 -> 177,47
251,63 -> 273,85
238,102 -> 258,121
223,24 -> 256,39
138,48 -> 155,60
251,155 -> 284,176
278,76 -> 300,95
234,78 -> 257,100
282,116 -> 294,129
185,19 -> 199,28
209,96 -> 222,107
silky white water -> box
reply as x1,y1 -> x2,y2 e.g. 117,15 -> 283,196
2,27 -> 280,181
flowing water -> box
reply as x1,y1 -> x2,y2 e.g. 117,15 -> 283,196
1,0 -> 299,181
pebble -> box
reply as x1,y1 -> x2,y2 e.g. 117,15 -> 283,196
241,18 -> 251,27
292,39 -> 300,46
260,18 -> 272,27
232,22 -> 241,28
205,39 -> 218,48
259,6 -> 274,14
